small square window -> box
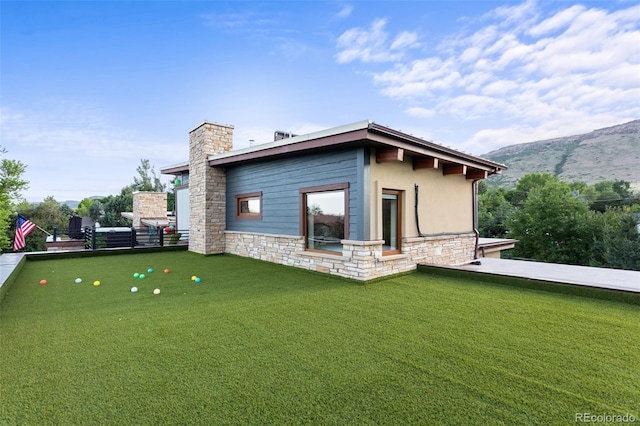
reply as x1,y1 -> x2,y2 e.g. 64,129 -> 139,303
236,192 -> 262,220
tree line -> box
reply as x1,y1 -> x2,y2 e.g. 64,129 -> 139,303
1,149 -> 172,253
479,173 -> 640,271
3,146 -> 639,270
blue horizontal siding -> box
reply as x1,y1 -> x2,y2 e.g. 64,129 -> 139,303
226,148 -> 361,239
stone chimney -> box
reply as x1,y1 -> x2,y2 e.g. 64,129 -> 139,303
188,121 -> 234,254
132,192 -> 167,228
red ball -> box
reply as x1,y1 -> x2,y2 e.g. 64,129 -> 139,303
164,269 -> 170,274
39,280 -> 47,285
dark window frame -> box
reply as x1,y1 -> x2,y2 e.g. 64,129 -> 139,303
382,189 -> 402,255
299,183 -> 349,254
236,191 -> 262,220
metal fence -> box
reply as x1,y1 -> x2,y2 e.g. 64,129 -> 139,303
50,226 -> 189,250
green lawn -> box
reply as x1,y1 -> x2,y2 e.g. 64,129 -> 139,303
1,252 -> 638,425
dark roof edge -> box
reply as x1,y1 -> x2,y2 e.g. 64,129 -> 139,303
367,122 -> 507,171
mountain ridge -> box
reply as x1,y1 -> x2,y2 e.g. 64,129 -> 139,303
482,120 -> 640,190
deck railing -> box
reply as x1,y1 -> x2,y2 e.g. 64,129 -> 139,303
50,226 -> 189,250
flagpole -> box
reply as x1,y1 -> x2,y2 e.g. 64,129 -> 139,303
33,223 -> 53,236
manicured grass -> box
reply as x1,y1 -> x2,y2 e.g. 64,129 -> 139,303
1,252 -> 638,425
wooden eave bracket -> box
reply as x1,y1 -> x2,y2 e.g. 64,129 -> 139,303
466,168 -> 488,180
413,157 -> 439,170
442,164 -> 467,175
376,148 -> 404,163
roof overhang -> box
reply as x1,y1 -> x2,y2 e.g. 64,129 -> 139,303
206,121 -> 506,177
161,120 -> 508,178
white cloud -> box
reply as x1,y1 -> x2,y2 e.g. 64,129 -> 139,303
390,31 -> 419,50
528,4 -> 585,37
335,4 -> 354,19
337,1 -> 640,153
406,107 -> 436,119
336,18 -> 418,63
1,103 -> 183,201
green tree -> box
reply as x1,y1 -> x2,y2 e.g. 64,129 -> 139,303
589,180 -> 635,212
99,187 -> 133,227
98,159 -> 168,226
133,159 -> 166,192
12,201 -> 47,252
478,187 -> 514,238
33,196 -> 69,230
591,208 -> 640,270
88,200 -> 103,221
508,177 -> 592,265
507,173 -> 557,207
75,198 -> 94,217
0,149 -> 29,251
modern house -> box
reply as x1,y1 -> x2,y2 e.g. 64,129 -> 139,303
161,120 -> 507,280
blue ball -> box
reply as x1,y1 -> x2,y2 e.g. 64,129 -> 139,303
147,268 -> 153,273
195,277 -> 201,283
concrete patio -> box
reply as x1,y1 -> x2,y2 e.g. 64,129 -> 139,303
0,253 -> 25,290
455,257 -> 640,293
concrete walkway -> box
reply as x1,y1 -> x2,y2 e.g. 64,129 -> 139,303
0,253 -> 26,289
455,257 -> 640,293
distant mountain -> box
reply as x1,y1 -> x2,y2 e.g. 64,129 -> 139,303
483,120 -> 640,190
59,196 -> 104,209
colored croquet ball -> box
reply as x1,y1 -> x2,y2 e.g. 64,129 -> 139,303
75,278 -> 82,284
147,268 -> 153,273
195,277 -> 201,283
39,279 -> 47,285
153,288 -> 160,295
163,269 -> 170,274
93,281 -> 101,287
133,273 -> 140,278
139,274 -> 146,279
131,287 -> 138,293
191,276 -> 196,281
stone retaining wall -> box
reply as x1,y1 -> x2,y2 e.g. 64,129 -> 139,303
225,231 -> 476,281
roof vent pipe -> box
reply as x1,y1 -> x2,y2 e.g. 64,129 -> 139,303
274,130 -> 298,141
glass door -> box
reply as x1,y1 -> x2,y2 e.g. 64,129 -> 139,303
382,190 -> 401,254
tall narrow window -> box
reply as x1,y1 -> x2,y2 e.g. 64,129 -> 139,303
382,190 -> 402,255
301,183 -> 348,254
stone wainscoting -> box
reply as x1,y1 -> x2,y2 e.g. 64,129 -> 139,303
225,231 -> 476,281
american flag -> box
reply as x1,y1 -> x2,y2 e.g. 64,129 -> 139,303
14,214 -> 36,251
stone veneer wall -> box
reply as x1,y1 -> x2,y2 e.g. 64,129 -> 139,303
189,121 -> 234,254
132,192 -> 167,228
225,231 -> 476,281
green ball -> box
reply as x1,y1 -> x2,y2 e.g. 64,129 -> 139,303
133,273 -> 140,278
139,274 -> 146,279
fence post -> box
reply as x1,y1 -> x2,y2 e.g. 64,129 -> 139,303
91,226 -> 96,250
159,227 -> 164,246
131,228 -> 136,249
52,226 -> 57,242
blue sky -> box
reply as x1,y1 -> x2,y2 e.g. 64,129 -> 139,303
1,0 -> 639,202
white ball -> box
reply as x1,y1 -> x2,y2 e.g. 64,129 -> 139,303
153,288 -> 160,295
75,278 -> 82,284
131,287 -> 138,293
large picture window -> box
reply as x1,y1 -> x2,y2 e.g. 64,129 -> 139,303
301,183 -> 349,254
236,192 -> 262,220
382,189 -> 402,255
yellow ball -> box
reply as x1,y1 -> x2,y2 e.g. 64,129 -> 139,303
93,281 -> 101,286
191,276 -> 196,281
